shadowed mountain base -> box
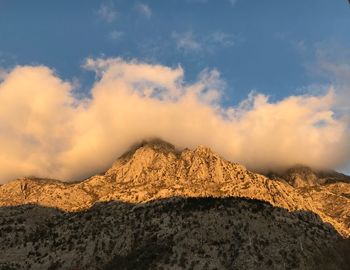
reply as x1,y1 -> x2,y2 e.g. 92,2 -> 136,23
0,197 -> 349,270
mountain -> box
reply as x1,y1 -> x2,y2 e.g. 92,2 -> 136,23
0,140 -> 349,269
1,197 -> 348,270
267,165 -> 350,187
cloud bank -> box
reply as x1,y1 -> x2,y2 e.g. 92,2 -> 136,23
0,58 -> 349,183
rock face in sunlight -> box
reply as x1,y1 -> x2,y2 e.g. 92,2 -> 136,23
0,140 -> 349,269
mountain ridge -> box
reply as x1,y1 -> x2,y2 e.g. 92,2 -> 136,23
0,140 -> 349,237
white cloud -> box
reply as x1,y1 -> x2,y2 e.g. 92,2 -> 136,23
0,58 -> 349,183
210,31 -> 235,47
97,3 -> 117,23
135,2 -> 152,18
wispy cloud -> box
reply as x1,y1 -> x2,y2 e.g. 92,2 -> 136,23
210,31 -> 235,47
293,40 -> 307,54
188,0 -> 239,7
228,0 -> 238,6
309,42 -> 350,118
172,30 -> 237,53
135,2 -> 152,18
313,43 -> 350,83
0,51 -> 17,67
276,33 -> 308,55
97,2 -> 117,23
109,30 -> 124,40
172,31 -> 202,52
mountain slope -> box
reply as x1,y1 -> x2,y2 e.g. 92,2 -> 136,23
0,140 -> 349,237
268,165 -> 350,187
0,197 -> 348,270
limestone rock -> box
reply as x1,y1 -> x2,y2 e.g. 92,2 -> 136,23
0,141 -> 349,237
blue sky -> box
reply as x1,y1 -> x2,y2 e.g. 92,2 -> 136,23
1,0 -> 349,101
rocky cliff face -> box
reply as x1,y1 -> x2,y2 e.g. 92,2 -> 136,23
0,141 -> 349,269
1,141 -> 349,237
268,165 -> 350,187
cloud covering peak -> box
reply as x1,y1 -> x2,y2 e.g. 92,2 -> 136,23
0,58 -> 349,183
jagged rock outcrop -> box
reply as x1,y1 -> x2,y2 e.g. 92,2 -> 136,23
0,140 -> 349,237
268,165 -> 350,187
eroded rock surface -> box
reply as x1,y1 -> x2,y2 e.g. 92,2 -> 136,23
1,141 -> 349,237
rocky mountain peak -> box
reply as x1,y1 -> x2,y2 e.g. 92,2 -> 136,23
0,141 -> 349,237
276,165 -> 319,187
109,139 -> 177,167
124,139 -> 177,156
183,145 -> 224,162
107,140 -> 229,182
116,140 -> 220,164
268,165 -> 350,187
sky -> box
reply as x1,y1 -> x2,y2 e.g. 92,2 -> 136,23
0,0 -> 349,181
